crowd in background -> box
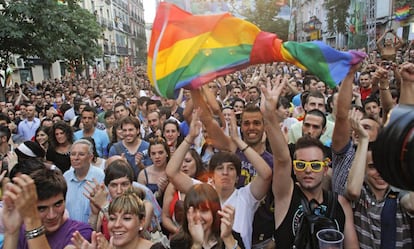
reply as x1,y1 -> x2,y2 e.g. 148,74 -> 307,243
1,33 -> 414,249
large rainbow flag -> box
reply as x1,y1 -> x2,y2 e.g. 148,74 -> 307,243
148,3 -> 366,98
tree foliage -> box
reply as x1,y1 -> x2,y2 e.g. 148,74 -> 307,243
323,0 -> 350,34
228,0 -> 289,40
0,0 -> 102,68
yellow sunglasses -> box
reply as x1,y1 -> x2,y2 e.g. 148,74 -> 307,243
293,160 -> 326,172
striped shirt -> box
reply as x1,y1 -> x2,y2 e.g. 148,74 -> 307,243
332,140 -> 355,195
353,184 -> 413,249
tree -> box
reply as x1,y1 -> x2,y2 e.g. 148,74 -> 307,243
228,0 -> 289,41
324,0 -> 350,34
0,0 -> 102,100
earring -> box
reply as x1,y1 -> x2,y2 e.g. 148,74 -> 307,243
139,227 -> 143,231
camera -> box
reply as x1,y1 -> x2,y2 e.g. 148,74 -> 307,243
373,105 -> 414,191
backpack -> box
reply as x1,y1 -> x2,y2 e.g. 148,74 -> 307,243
293,190 -> 339,249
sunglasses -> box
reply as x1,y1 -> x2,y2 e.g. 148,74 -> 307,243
293,160 -> 326,172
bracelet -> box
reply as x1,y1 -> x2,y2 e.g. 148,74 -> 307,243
230,240 -> 238,249
184,138 -> 193,145
241,145 -> 249,152
101,203 -> 109,213
25,225 -> 45,240
380,86 -> 390,90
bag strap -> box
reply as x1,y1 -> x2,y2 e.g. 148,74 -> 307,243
299,189 -> 312,215
380,190 -> 398,249
327,191 -> 338,219
293,189 -> 311,248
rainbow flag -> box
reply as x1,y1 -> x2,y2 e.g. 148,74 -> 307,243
148,3 -> 366,98
395,5 -> 410,21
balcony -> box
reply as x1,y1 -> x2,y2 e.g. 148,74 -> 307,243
117,46 -> 129,55
104,44 -> 110,54
107,21 -> 114,31
123,23 -> 131,33
100,17 -> 107,28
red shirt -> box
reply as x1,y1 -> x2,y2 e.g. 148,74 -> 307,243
360,87 -> 372,101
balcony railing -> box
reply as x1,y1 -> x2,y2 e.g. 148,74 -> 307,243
117,46 -> 128,55
104,44 -> 110,54
107,21 -> 114,30
100,17 -> 107,27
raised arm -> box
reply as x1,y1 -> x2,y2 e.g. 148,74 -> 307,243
260,76 -> 294,228
228,111 -> 271,200
399,62 -> 414,105
3,175 -> 52,249
392,30 -> 405,50
376,30 -> 387,50
332,64 -> 360,152
165,110 -> 202,193
161,183 -> 180,234
373,66 -> 393,124
190,89 -> 237,152
344,109 -> 369,200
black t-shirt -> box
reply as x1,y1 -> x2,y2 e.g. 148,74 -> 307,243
46,147 -> 71,173
273,184 -> 345,248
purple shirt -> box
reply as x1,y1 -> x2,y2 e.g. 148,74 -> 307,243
18,219 -> 92,249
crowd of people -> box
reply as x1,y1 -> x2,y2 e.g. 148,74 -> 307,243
0,37 -> 414,249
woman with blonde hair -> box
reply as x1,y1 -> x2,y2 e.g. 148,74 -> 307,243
71,187 -> 165,249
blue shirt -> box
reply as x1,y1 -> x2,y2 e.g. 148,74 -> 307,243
63,165 -> 105,223
74,129 -> 110,158
17,118 -> 40,141
108,140 -> 152,179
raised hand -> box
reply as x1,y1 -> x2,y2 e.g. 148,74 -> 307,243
71,231 -> 111,249
349,108 -> 368,140
84,179 -> 108,214
5,174 -> 39,219
187,206 -> 204,246
260,74 -> 286,116
188,108 -> 202,141
2,177 -> 23,235
227,110 -> 239,142
218,205 -> 235,240
400,62 -> 414,82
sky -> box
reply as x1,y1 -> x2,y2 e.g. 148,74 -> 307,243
143,0 -> 157,23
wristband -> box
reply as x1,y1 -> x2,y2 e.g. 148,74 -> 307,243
380,86 -> 390,90
25,225 -> 45,240
241,145 -> 250,152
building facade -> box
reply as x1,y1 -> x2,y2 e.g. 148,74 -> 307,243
11,0 -> 147,83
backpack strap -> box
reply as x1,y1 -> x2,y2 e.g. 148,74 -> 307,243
299,189 -> 312,215
380,190 -> 398,249
293,189 -> 311,248
326,191 -> 338,219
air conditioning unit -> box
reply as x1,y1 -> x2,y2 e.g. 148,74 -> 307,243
14,56 -> 25,69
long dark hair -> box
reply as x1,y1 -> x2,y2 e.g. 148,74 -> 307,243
50,121 -> 74,148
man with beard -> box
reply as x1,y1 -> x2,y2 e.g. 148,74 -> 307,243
192,87 -> 275,248
108,116 -> 152,179
261,77 -> 359,249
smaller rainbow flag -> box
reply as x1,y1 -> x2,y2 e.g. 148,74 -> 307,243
396,5 -> 410,21
148,3 -> 366,98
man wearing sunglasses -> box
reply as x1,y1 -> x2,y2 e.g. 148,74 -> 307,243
262,73 -> 359,248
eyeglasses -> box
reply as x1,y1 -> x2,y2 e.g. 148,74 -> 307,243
293,160 -> 326,172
